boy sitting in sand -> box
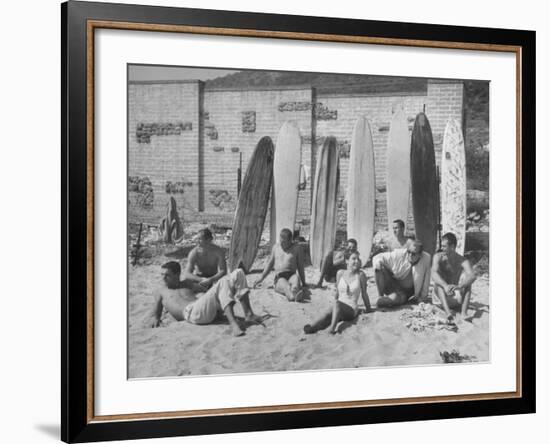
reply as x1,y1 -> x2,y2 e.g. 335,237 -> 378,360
431,232 -> 477,319
145,261 -> 261,336
304,251 -> 370,334
373,239 -> 431,307
315,238 -> 358,288
253,228 -> 307,302
183,228 -> 227,291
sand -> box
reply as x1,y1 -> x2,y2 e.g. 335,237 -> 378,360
128,243 -> 489,378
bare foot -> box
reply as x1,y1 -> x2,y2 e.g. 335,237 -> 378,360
294,289 -> 305,303
231,324 -> 245,337
328,329 -> 337,335
245,313 -> 264,325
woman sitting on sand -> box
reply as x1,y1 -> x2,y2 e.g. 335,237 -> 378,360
304,252 -> 371,334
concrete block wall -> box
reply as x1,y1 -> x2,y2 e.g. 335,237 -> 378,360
128,81 -> 201,224
127,79 -> 465,238
203,86 -> 314,227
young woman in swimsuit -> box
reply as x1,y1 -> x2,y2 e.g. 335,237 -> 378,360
303,252 -> 371,334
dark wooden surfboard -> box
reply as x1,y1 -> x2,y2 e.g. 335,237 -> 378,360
310,136 -> 340,269
410,113 -> 440,256
229,136 -> 274,272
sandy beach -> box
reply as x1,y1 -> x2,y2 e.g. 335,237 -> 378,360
128,233 -> 489,378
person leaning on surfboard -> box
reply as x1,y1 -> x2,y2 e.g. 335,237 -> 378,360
252,228 -> 307,302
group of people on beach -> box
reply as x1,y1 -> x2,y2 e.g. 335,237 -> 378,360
145,220 -> 476,337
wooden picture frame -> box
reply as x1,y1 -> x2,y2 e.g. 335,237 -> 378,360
62,1 -> 535,442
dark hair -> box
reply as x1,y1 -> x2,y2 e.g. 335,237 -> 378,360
280,228 -> 293,240
393,219 -> 405,229
198,228 -> 213,241
442,232 -> 458,248
161,261 -> 181,275
347,238 -> 358,248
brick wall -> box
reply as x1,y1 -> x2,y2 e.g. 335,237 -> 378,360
127,79 -> 464,237
128,81 -> 201,224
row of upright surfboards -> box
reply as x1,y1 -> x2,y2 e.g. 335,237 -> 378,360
228,112 -> 466,273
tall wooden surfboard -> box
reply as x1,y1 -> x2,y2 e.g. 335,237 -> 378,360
347,117 -> 375,262
441,119 -> 467,255
386,107 -> 411,231
310,136 -> 340,269
411,112 -> 439,256
229,136 -> 274,272
273,121 -> 301,241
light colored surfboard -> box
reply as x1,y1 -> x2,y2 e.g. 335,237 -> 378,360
386,107 -> 411,231
310,137 -> 340,269
272,121 -> 301,242
229,136 -> 274,272
347,117 -> 375,262
441,119 -> 467,255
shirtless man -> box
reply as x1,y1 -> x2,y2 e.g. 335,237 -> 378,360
373,239 -> 431,307
145,261 -> 260,336
315,238 -> 358,287
184,228 -> 227,291
252,228 -> 307,302
431,232 -> 477,319
388,219 -> 409,251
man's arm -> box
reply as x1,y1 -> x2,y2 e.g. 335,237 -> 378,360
459,259 -> 477,289
183,249 -> 203,283
253,247 -> 275,287
372,251 -> 392,273
145,292 -> 163,328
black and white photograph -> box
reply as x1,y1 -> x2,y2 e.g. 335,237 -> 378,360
127,65 -> 490,378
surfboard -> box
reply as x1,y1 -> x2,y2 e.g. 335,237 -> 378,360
410,112 -> 440,256
441,119 -> 467,255
386,107 -> 411,231
229,136 -> 274,272
347,117 -> 375,262
310,136 -> 340,269
272,121 -> 302,243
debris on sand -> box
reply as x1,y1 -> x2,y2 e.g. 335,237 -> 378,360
440,349 -> 476,363
399,303 -> 458,333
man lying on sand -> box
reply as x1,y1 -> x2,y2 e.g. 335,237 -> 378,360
145,261 -> 261,336
373,239 -> 431,307
315,238 -> 358,288
431,232 -> 477,319
253,228 -> 307,302
304,251 -> 371,334
388,219 -> 409,251
183,228 -> 227,291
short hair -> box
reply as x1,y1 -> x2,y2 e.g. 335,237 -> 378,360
392,219 -> 405,229
442,232 -> 458,248
407,239 -> 424,254
280,228 -> 293,240
347,238 -> 357,248
161,261 -> 181,275
198,228 -> 213,241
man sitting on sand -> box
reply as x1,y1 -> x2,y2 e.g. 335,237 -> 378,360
145,261 -> 261,336
431,232 -> 477,319
388,219 -> 409,251
183,228 -> 227,291
372,239 -> 431,307
315,238 -> 358,287
253,228 -> 307,302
